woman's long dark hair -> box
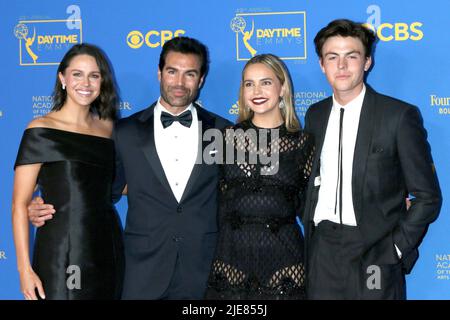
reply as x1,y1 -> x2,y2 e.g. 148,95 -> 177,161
51,43 -> 118,120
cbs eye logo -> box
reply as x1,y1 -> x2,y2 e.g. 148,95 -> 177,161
127,31 -> 144,49
126,29 -> 186,49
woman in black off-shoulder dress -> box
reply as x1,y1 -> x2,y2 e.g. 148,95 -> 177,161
12,44 -> 124,300
206,54 -> 314,300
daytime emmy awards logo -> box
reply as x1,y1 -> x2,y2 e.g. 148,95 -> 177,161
230,11 -> 307,61
14,24 -> 38,64
230,16 -> 257,57
14,19 -> 82,66
13,5 -> 83,66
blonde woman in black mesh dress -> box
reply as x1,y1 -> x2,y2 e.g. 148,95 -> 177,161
206,54 -> 314,299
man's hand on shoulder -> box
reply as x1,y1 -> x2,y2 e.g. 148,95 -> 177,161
28,196 -> 55,227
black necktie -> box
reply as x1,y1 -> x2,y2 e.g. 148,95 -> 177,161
160,110 -> 193,128
334,108 -> 344,224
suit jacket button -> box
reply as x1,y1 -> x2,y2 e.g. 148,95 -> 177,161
177,206 -> 182,213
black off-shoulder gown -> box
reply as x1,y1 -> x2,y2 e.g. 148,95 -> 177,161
14,128 -> 124,300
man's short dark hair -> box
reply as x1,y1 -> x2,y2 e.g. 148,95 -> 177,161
159,36 -> 209,77
314,19 -> 376,58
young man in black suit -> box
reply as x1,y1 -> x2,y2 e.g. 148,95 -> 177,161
303,19 -> 442,299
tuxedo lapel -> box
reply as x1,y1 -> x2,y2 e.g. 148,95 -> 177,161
313,99 -> 333,167
304,98 -> 332,224
138,103 -> 178,202
352,88 -> 377,223
309,98 -> 333,193
179,103 -> 215,203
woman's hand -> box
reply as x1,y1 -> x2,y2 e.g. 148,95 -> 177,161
19,269 -> 46,300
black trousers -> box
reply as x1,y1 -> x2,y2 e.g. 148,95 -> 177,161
307,220 -> 406,300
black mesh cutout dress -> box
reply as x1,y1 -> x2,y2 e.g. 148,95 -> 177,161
205,120 -> 314,300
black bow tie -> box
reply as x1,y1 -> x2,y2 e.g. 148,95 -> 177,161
160,110 -> 193,128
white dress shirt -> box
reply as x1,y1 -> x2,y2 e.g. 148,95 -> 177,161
313,85 -> 366,226
154,98 -> 198,203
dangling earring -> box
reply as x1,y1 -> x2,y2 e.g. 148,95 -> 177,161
62,83 -> 66,90
279,97 -> 286,109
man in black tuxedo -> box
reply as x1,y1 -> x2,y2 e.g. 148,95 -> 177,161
303,19 -> 442,299
111,37 -> 231,299
28,37 -> 232,299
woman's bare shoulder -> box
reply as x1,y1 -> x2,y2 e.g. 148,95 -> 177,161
26,114 -> 59,129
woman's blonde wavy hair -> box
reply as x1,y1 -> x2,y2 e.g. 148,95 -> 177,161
237,53 -> 300,132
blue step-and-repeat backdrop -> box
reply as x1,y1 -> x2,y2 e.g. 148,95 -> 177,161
0,0 -> 448,299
